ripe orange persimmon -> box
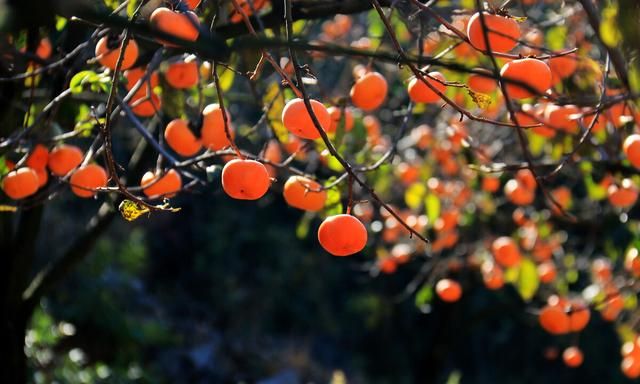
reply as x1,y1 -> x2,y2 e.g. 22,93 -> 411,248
201,103 -> 234,150
182,0 -> 201,10
26,144 -> 49,170
482,176 -> 501,192
622,356 -> 640,379
317,214 -> 368,256
326,106 -> 354,133
165,59 -> 199,89
466,12 -> 520,53
608,179 -> 638,208
33,168 -> 48,188
515,169 -> 536,190
407,71 -> 446,104
549,52 -> 578,81
379,257 -> 398,274
48,144 -> 83,176
130,93 -> 162,117
36,38 -> 52,60
537,261 -> 557,283
141,169 -> 182,198
468,72 -> 497,94
221,159 -> 270,200
150,7 -> 200,45
482,263 -> 504,290
435,279 -> 462,302
491,236 -> 522,267
544,104 -> 580,134
282,98 -> 331,140
229,0 -> 268,23
69,164 -> 108,198
2,167 -> 39,200
350,71 -> 388,111
124,66 -> 159,92
504,178 -> 535,205
500,58 -> 551,99
623,134 -> 640,169
539,304 -> 570,335
283,175 -> 327,211
164,119 -> 202,157
562,347 -> 583,368
94,36 -> 139,70
568,301 -> 590,332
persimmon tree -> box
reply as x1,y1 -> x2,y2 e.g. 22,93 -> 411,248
3,0 -> 640,381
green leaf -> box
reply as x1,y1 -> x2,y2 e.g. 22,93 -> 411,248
425,193 -> 440,225
324,186 -> 343,216
505,258 -> 539,301
367,10 -> 385,38
414,284 -> 433,307
69,70 -> 98,94
217,65 -> 235,92
295,212 -> 313,239
546,26 -> 567,51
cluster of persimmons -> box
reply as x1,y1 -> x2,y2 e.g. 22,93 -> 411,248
3,0 -> 640,375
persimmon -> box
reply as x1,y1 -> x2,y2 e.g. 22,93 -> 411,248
562,347 -> 583,368
263,140 -> 282,178
491,236 -> 522,267
283,175 -> 326,212
229,0 -> 268,23
221,159 -> 270,200
149,7 -> 200,45
26,144 -> 49,170
539,304 -> 570,335
482,263 -> 504,290
544,104 -> 580,134
466,12 -> 520,53
407,72 -> 446,104
568,301 -> 590,332
36,38 -> 52,60
182,0 -> 201,10
537,261 -> 557,283
47,144 -> 83,176
601,294 -> 624,322
482,176 -> 501,192
379,257 -> 398,274
141,169 -> 182,199
165,59 -> 199,89
608,179 -> 638,208
549,52 -> 578,81
396,162 -> 420,185
435,279 -> 462,302
69,164 -> 108,198
33,168 -> 48,188
468,71 -> 497,94
625,248 -> 640,277
622,356 -> 640,379
164,119 -> 202,157
592,258 -> 612,282
130,93 -> 162,117
326,106 -> 354,133
2,167 -> 39,200
515,169 -> 536,190
318,214 -> 368,256
124,66 -> 159,93
504,179 -> 535,205
434,209 -> 459,233
350,71 -> 388,111
363,115 -> 382,142
623,134 -> 640,169
391,243 -> 412,264
94,36 -> 139,70
500,58 -> 552,99
201,103 -> 234,150
281,98 -> 331,140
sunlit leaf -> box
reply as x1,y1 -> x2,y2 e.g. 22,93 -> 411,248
405,183 -> 427,210
425,194 -> 440,225
505,258 -> 539,301
0,205 -> 18,212
467,89 -> 492,109
119,200 -> 150,222
601,4 -> 622,47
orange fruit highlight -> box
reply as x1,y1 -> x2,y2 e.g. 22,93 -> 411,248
201,103 -> 234,150
500,58 -> 551,99
491,236 -> 522,267
165,60 -> 199,89
408,71 -> 446,104
623,134 -> 640,169
318,214 -> 368,256
539,304 -> 570,335
350,71 -> 388,111
544,104 -> 580,134
26,144 -> 49,170
327,106 -> 354,133
283,175 -> 327,212
70,164 -> 108,198
467,12 -> 520,53
164,119 -> 202,157
2,167 -> 39,200
282,98 -> 331,140
608,179 -> 638,208
150,7 -> 200,45
141,169 -> 182,199
562,347 -> 583,368
221,159 -> 270,200
435,279 -> 462,302
94,36 -> 139,70
48,144 -> 84,176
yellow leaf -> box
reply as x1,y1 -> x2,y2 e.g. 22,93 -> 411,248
601,4 -> 622,47
119,199 -> 150,222
0,205 -> 18,213
467,89 -> 492,109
